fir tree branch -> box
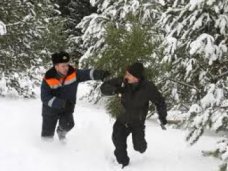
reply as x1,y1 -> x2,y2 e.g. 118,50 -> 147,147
166,78 -> 200,92
198,62 -> 228,82
6,21 -> 24,27
198,63 -> 215,80
214,71 -> 228,81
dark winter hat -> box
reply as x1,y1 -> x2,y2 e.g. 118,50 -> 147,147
127,62 -> 145,79
51,51 -> 70,65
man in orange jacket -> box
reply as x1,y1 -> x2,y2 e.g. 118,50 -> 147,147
41,51 -> 109,141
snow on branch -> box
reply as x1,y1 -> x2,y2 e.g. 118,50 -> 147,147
167,77 -> 200,92
190,33 -> 219,65
0,21 -> 7,35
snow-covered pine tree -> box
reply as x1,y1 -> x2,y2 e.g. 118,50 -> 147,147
77,0 -> 169,115
77,0 -> 164,66
159,0 -> 228,169
67,0 -> 97,34
54,0 -> 97,65
202,137 -> 228,171
0,21 -> 7,36
55,0 -> 71,17
0,0 -> 67,97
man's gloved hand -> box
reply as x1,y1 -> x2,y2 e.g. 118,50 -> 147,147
160,117 -> 167,125
159,117 -> 167,130
115,79 -> 127,95
93,70 -> 110,81
102,71 -> 110,80
160,123 -> 167,130
115,87 -> 125,94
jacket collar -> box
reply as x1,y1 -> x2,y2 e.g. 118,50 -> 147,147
126,80 -> 145,92
45,65 -> 75,79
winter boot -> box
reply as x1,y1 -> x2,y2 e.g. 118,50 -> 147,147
121,160 -> 129,169
114,150 -> 130,168
57,126 -> 67,141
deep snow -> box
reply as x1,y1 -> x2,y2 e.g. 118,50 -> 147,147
0,84 -> 220,171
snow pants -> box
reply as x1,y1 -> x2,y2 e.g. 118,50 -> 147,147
41,110 -> 75,138
112,120 -> 147,165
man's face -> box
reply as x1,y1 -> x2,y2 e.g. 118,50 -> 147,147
124,71 -> 139,84
55,63 -> 69,76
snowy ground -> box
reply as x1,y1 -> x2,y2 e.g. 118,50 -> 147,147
0,84 -> 220,171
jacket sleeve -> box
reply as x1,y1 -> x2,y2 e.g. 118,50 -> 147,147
41,80 -> 66,109
100,78 -> 123,96
148,82 -> 167,122
77,69 -> 109,82
77,69 -> 93,82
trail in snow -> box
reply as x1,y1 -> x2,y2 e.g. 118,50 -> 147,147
0,85 -> 220,171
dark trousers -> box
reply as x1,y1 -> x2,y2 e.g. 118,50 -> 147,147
112,120 -> 147,165
41,112 -> 75,137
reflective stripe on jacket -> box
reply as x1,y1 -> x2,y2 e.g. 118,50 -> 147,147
41,65 -> 94,111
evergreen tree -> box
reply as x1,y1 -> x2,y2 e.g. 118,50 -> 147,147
78,1 -> 228,168
77,0 -> 164,63
159,0 -> 228,170
203,138 -> 228,171
55,0 -> 71,17
0,0 -> 67,97
0,21 -> 6,35
68,0 -> 97,34
55,0 -> 97,65
77,0 -> 167,115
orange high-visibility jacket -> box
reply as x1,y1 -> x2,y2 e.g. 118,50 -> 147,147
41,65 -> 95,111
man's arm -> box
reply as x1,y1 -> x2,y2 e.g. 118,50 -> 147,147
77,69 -> 109,82
100,78 -> 123,96
41,80 -> 65,109
148,82 -> 167,125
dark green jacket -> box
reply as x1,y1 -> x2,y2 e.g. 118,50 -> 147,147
100,78 -> 167,124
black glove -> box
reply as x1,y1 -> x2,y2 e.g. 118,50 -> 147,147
115,80 -> 126,94
159,117 -> 167,130
93,70 -> 110,81
159,117 -> 167,125
160,124 -> 167,130
115,87 -> 125,94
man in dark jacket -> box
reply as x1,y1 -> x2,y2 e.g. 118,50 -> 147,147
41,51 -> 109,141
100,62 -> 167,168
